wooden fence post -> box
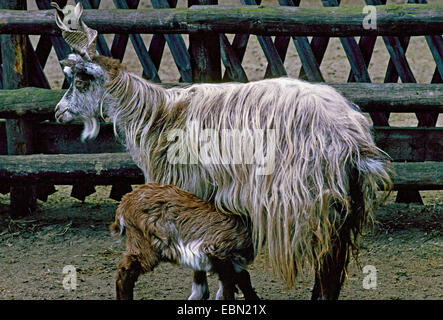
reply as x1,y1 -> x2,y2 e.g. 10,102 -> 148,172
0,0 -> 37,217
188,0 -> 221,82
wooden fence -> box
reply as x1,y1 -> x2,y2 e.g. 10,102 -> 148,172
0,0 -> 442,216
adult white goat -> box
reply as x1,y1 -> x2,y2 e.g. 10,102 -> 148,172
53,3 -> 391,299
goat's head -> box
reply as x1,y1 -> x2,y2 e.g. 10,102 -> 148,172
53,2 -> 113,141
55,53 -> 109,141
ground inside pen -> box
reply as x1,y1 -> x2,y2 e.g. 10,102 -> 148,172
0,185 -> 441,300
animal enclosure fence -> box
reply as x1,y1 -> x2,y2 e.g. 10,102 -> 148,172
0,0 -> 442,217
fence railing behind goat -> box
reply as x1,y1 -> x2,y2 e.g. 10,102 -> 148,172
0,0 -> 442,216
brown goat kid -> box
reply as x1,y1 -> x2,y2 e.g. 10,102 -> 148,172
110,183 -> 260,300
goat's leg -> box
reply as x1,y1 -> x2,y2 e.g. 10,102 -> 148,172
214,261 -> 236,300
234,269 -> 260,300
311,230 -> 350,300
215,280 -> 240,300
115,254 -> 145,300
312,170 -> 363,300
215,280 -> 224,300
312,167 -> 367,300
311,205 -> 351,300
188,270 -> 210,300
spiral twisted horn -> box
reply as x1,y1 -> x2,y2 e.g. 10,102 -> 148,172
52,2 -> 98,60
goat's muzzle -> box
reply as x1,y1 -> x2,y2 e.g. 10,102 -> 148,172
55,104 -> 71,123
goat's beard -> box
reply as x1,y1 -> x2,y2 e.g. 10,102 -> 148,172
81,117 -> 100,142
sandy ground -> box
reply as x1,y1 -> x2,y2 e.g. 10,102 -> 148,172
0,0 -> 441,300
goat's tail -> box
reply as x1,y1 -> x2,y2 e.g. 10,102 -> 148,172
110,208 -> 126,238
347,150 -> 393,257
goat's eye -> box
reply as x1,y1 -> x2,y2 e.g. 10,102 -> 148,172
75,79 -> 89,91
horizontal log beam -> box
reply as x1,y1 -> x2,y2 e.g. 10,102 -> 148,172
0,87 -> 64,120
331,83 -> 443,113
0,153 -> 441,190
374,127 -> 443,162
0,122 -> 441,162
0,83 -> 442,120
392,161 -> 443,190
0,4 -> 442,36
0,153 -> 144,185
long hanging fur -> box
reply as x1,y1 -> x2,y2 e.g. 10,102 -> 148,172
99,58 -> 391,288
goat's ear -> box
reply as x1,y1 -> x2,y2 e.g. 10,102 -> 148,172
60,59 -> 76,68
74,2 -> 83,22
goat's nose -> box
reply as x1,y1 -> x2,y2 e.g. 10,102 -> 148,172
54,105 -> 59,119
54,104 -> 63,122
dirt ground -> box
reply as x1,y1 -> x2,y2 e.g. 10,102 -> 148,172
0,187 -> 441,300
0,0 -> 441,300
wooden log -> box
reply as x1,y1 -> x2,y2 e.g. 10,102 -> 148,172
324,1 -> 372,84
238,0 -> 287,79
395,190 -> 424,204
31,122 -> 125,154
0,122 -> 440,162
0,4 -> 442,36
374,127 -> 443,162
292,0 -> 329,82
0,87 -> 65,120
265,0 -> 293,81
0,120 -> 6,154
372,0 -> 421,203
109,182 -> 133,201
0,120 -> 123,155
35,0 -> 72,68
71,182 -> 96,201
292,36 -> 324,82
299,36 -> 329,81
0,153 -> 441,190
25,37 -> 50,89
0,0 -> 37,217
426,34 -> 443,81
113,0 -> 160,82
35,34 -> 53,68
0,181 -> 9,194
264,35 -> 289,79
36,183 -> 57,202
0,153 -> 144,185
0,45 -> 3,88
220,34 -> 248,83
381,34 -> 437,129
222,34 -> 249,82
354,0 -> 389,125
188,0 -> 221,83
128,32 -> 161,82
348,0 -> 389,125
4,120 -> 34,156
150,0 -> 192,82
1,84 -> 442,120
391,161 -> 443,190
257,34 -> 287,78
